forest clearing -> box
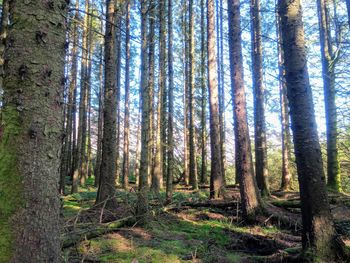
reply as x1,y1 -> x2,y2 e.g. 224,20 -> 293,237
1,0 -> 350,262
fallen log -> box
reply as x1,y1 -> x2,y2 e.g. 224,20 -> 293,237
61,216 -> 136,248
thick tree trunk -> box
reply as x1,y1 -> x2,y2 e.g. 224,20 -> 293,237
250,0 -> 269,196
122,0 -> 131,189
0,1 -> 67,261
276,10 -> 292,191
208,0 -> 224,199
96,0 -> 118,209
316,0 -> 340,192
278,0 -> 345,259
200,0 -> 208,185
227,0 -> 262,219
189,0 -> 198,190
166,0 -> 175,202
137,0 -> 150,220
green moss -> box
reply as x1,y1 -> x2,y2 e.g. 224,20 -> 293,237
0,106 -> 24,262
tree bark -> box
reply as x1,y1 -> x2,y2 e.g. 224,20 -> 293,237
278,0 -> 345,258
94,45 -> 104,187
316,0 -> 340,192
200,0 -> 208,185
250,0 -> 269,196
227,0 -> 262,219
276,9 -> 293,191
137,0 -> 150,220
0,1 -> 67,261
166,0 -> 175,202
122,0 -> 131,189
153,0 -> 167,193
61,1 -> 79,194
189,0 -> 198,190
96,0 -> 118,209
208,0 -> 224,199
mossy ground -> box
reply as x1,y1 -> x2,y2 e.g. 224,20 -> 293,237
61,183 -> 350,262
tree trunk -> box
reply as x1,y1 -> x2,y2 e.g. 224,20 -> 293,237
0,1 -> 67,261
96,0 -> 118,209
115,6 -> 122,186
189,0 -> 198,190
250,0 -> 269,196
278,0 -> 345,259
316,0 -> 340,192
73,0 -> 90,191
94,45 -> 104,187
208,0 -> 224,199
227,0 -> 262,219
276,9 -> 292,191
166,0 -> 175,202
137,0 -> 150,220
153,0 -> 167,193
200,0 -> 208,185
61,1 -> 79,194
346,0 -> 350,29
122,0 -> 131,189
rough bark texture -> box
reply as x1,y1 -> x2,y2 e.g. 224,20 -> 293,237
188,0 -> 198,190
227,0 -> 262,219
96,0 -> 118,209
278,0 -> 344,259
276,11 -> 293,191
137,0 -> 150,220
200,0 -> 208,185
250,0 -> 269,197
0,1 -> 67,261
208,0 -> 224,199
316,0 -> 340,192
122,0 -> 131,189
166,0 -> 174,202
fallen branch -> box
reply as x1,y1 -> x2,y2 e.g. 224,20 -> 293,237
61,216 -> 136,248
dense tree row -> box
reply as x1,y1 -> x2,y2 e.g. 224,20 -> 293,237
0,0 -> 350,261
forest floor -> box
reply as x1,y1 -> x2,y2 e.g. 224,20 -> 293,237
61,180 -> 350,263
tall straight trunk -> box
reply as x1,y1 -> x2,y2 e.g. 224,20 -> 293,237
122,0 -> 131,189
96,0 -> 118,209
227,0 -> 262,219
134,113 -> 141,186
208,0 -> 224,199
250,0 -> 269,196
276,9 -> 292,191
189,0 -> 198,190
182,0 -> 190,186
153,0 -> 167,193
148,0 -> 156,189
278,0 -> 345,259
0,1 -> 67,261
216,0 -> 226,183
137,0 -> 150,220
167,0 -> 175,202
94,45 -> 104,187
200,0 -> 208,184
317,0 -> 340,192
72,0 -> 90,191
61,2 -> 79,194
115,7 -> 122,185
86,13 -> 94,179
